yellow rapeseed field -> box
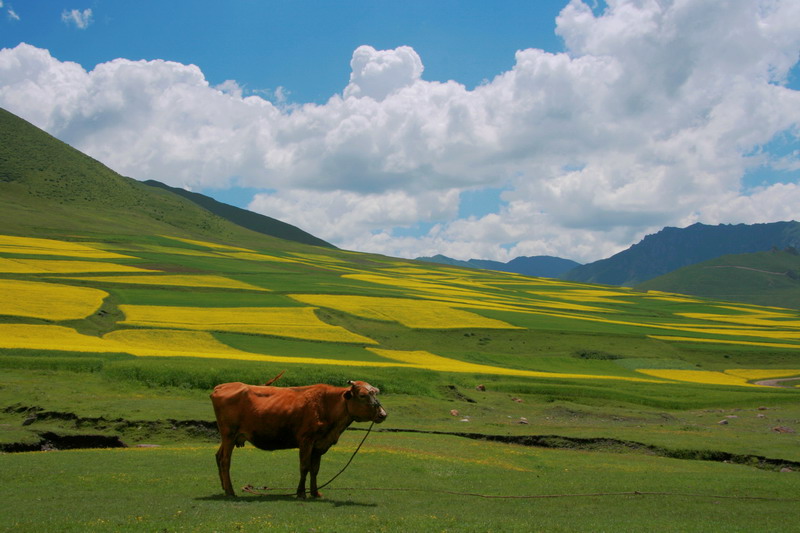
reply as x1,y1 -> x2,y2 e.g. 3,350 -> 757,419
530,289 -> 635,304
0,258 -> 154,274
0,280 -> 107,321
368,348 -> 660,382
118,305 -> 377,344
61,274 -> 269,291
0,324 -> 120,352
648,335 -> 800,350
107,329 -> 393,366
723,369 -> 800,380
219,251 -> 299,263
160,236 -> 253,251
289,294 -> 522,329
635,369 -> 758,387
0,234 -> 133,259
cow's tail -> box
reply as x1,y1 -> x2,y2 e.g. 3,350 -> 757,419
263,371 -> 285,386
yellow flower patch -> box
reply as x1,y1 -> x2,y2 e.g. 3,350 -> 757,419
0,325 -> 380,365
0,234 -> 133,259
530,289 -> 635,304
678,310 -> 800,328
108,329 -> 392,365
368,348 -> 659,382
118,305 -> 376,344
289,252 -> 347,263
0,280 -> 107,321
160,236 -> 253,252
523,298 -> 617,313
0,324 -> 119,352
60,274 -> 269,291
0,258 -> 155,274
219,252 -> 299,263
724,369 -> 800,380
635,369 -> 759,387
648,335 -> 800,350
289,294 -> 522,330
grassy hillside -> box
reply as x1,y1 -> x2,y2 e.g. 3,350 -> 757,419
142,179 -> 335,248
637,249 -> 800,309
0,107 -> 323,252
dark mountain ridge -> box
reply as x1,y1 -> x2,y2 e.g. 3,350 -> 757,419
563,221 -> 800,286
143,180 -> 334,248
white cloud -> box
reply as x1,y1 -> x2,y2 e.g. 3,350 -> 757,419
61,8 -> 92,29
4,2 -> 20,21
1,0 -> 799,263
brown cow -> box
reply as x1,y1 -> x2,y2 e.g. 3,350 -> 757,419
210,373 -> 387,498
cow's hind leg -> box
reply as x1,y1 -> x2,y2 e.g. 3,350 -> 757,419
215,436 -> 237,497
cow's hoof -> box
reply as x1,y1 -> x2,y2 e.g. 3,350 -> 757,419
296,492 -> 307,499
311,491 -> 323,499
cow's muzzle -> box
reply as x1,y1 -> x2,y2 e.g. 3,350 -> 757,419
374,406 -> 388,423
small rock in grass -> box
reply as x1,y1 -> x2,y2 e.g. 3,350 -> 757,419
450,409 -> 460,417
718,419 -> 729,425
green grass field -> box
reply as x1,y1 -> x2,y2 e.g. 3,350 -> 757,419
1,231 -> 799,531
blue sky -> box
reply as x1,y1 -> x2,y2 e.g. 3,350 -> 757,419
1,1 -> 799,262
1,1 -> 570,103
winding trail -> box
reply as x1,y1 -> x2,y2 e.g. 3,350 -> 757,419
754,377 -> 800,388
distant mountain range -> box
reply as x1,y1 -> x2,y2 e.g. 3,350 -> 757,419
563,221 -> 800,286
416,254 -> 581,278
418,221 -> 800,309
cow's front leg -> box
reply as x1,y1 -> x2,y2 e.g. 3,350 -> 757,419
309,450 -> 323,498
215,437 -> 236,497
296,443 -> 313,499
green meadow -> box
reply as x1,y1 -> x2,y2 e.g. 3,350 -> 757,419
1,231 -> 799,531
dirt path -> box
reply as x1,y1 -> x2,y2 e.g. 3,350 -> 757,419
754,377 -> 800,388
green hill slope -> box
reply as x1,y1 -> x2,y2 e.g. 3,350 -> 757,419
142,180 -> 334,248
0,107 -> 325,251
637,249 -> 800,309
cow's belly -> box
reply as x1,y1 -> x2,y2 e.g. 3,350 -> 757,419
250,428 -> 298,451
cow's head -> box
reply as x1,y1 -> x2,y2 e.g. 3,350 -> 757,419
345,380 -> 387,423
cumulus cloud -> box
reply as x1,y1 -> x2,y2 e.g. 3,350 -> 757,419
61,8 -> 92,29
1,0 -> 799,263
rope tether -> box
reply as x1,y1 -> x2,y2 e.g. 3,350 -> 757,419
243,421 -> 375,497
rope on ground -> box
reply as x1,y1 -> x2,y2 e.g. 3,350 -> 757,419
241,486 -> 800,502
244,421 -> 375,497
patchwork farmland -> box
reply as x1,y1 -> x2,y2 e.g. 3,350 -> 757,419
1,231 -> 799,531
